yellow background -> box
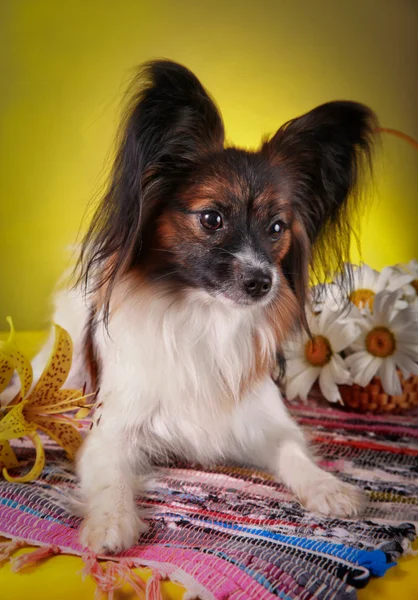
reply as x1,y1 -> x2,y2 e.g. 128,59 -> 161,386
1,0 -> 417,331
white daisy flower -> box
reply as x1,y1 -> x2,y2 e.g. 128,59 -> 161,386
399,259 -> 418,282
391,259 -> 418,304
345,290 -> 418,396
284,306 -> 360,404
313,263 -> 413,314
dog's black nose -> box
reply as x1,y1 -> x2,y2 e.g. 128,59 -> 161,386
243,271 -> 272,298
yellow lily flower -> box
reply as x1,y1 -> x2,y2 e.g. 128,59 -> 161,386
0,316 -> 34,471
0,316 -> 33,400
0,323 -> 92,482
0,439 -> 19,471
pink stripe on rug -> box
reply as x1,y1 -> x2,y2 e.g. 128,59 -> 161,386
0,507 -> 276,600
290,403 -> 418,424
296,418 -> 418,437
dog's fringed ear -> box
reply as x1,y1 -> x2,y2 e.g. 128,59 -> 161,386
78,60 -> 224,320
121,60 -> 225,193
262,101 -> 378,285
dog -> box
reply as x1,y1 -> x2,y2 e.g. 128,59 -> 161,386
31,60 -> 377,553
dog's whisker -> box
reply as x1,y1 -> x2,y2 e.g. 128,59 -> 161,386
152,270 -> 181,281
152,248 -> 176,255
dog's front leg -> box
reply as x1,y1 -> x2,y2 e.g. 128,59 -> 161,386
77,403 -> 149,554
231,377 -> 365,517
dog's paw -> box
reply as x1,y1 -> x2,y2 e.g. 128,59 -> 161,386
300,476 -> 366,518
80,508 -> 148,554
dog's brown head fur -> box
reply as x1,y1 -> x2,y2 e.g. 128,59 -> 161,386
77,60 -> 377,349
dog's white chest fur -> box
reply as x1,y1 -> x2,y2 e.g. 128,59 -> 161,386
94,283 -> 276,463
27,281 -> 364,556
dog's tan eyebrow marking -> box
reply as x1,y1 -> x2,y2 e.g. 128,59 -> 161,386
184,197 -> 216,211
180,193 -> 239,216
252,188 -> 289,210
252,192 -> 292,223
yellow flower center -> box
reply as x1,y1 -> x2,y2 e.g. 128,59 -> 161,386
411,280 -> 418,294
349,288 -> 375,310
305,335 -> 332,367
365,327 -> 396,358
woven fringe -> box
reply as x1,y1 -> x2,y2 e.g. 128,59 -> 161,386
0,538 -> 209,600
10,544 -> 61,572
81,553 -> 170,599
0,539 -> 25,565
146,570 -> 165,600
82,555 -> 211,600
132,558 -> 214,600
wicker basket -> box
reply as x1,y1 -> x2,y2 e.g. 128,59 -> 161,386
339,374 -> 418,414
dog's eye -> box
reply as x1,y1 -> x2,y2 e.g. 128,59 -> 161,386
200,211 -> 223,231
269,219 -> 286,241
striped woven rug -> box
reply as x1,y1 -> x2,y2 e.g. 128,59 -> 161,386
0,401 -> 417,599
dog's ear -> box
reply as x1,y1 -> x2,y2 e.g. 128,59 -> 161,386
262,101 -> 378,284
78,60 -> 224,320
120,60 -> 225,205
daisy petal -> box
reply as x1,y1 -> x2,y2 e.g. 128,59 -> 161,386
283,338 -> 306,355
373,291 -> 399,323
350,338 -> 367,352
316,284 -> 342,311
377,267 -> 392,290
398,344 -> 418,355
393,351 -> 418,377
319,306 -> 337,336
286,357 -> 308,379
328,321 -> 361,353
356,356 -> 381,387
356,316 -> 373,334
345,352 -> 380,387
391,308 -> 418,332
285,366 -> 320,401
345,304 -> 364,321
386,271 -> 414,292
345,351 -> 371,371
396,329 -> 418,345
358,264 -> 380,290
395,299 -> 410,312
378,358 -> 402,396
319,363 -> 342,403
329,355 -> 351,385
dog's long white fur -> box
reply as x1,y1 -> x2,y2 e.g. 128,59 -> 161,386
29,275 -> 364,554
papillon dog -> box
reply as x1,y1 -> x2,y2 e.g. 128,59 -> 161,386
31,60 -> 377,554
